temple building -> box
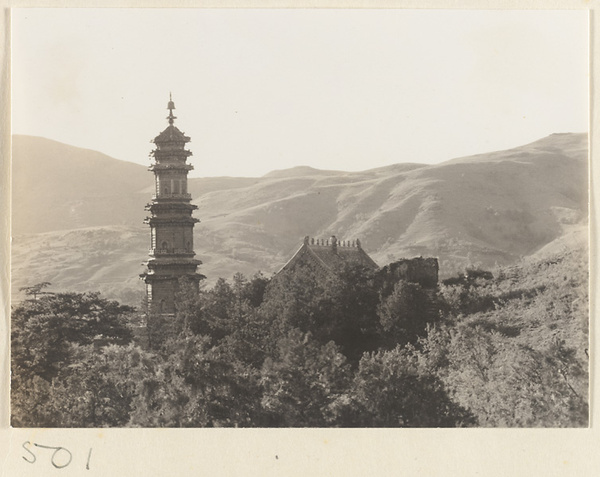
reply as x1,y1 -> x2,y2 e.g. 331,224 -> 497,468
278,235 -> 439,292
140,96 -> 204,314
278,235 -> 379,277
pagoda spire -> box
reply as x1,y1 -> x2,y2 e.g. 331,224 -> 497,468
167,92 -> 176,125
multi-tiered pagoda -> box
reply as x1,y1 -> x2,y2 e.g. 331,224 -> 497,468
141,95 -> 203,314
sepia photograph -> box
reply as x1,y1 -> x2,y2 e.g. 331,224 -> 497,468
9,7 -> 589,430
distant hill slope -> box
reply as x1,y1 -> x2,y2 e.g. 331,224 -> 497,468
11,133 -> 588,305
12,135 -> 152,234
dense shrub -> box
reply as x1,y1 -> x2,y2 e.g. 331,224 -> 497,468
11,247 -> 588,427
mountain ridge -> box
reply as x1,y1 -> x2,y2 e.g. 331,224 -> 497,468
11,133 -> 588,305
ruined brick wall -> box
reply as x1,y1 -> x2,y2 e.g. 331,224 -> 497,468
376,257 -> 439,294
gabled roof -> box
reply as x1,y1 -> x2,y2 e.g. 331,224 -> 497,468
278,236 -> 379,275
154,125 -> 190,144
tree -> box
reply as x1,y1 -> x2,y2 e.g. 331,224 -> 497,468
12,291 -> 134,381
344,346 -> 475,427
11,291 -> 136,426
260,263 -> 332,342
443,325 -> 588,427
237,271 -> 269,308
45,344 -> 154,427
12,343 -> 155,428
322,263 -> 381,363
377,280 -> 439,348
19,281 -> 53,300
130,334 -> 262,427
260,263 -> 380,364
440,267 -> 496,315
416,319 -> 589,427
260,329 -> 351,427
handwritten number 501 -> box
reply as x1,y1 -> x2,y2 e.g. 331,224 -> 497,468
22,441 -> 92,470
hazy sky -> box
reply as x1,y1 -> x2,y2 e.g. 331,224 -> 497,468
12,9 -> 588,178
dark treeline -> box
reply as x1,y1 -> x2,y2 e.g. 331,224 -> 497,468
11,248 -> 588,427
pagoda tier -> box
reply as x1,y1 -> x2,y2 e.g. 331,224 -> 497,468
141,95 -> 203,315
145,201 -> 198,213
151,148 -> 193,159
147,248 -> 197,258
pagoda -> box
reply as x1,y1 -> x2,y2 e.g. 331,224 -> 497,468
140,95 -> 204,314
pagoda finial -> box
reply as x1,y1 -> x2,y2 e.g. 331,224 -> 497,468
167,93 -> 176,125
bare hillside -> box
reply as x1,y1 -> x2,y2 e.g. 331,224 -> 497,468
11,133 -> 588,305
12,135 -> 151,234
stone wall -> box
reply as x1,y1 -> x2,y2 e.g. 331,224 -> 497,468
376,257 -> 439,292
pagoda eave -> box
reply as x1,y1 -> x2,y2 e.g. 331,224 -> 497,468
150,194 -> 193,201
148,247 -> 197,257
144,217 -> 199,226
149,164 -> 194,172
146,258 -> 202,267
143,272 -> 205,282
145,202 -> 198,211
